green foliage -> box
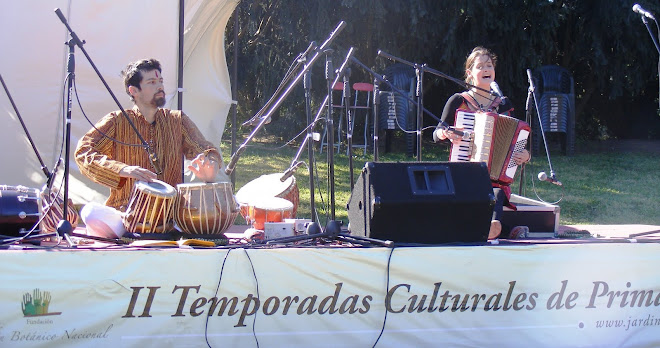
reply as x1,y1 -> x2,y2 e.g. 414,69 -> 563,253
226,0 -> 660,141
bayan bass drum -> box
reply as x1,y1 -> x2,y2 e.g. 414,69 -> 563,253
173,182 -> 239,235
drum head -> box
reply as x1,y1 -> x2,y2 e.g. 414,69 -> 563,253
235,173 -> 293,205
177,182 -> 233,190
252,197 -> 294,211
136,180 -> 176,196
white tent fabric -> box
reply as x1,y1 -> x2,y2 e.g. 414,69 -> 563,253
0,0 -> 237,204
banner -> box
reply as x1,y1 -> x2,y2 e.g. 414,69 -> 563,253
1,243 -> 659,347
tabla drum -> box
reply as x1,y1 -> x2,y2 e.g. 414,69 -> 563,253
245,196 -> 294,230
123,180 -> 176,233
39,186 -> 79,234
174,182 -> 239,235
0,185 -> 42,236
235,173 -> 299,218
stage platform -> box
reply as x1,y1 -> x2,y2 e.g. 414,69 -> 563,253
1,222 -> 660,347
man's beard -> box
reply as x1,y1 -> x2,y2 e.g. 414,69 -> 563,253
153,95 -> 166,107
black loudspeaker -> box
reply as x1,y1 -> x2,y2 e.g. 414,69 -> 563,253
347,162 -> 495,244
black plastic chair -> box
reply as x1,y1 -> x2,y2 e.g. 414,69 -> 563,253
377,64 -> 416,155
532,65 -> 576,156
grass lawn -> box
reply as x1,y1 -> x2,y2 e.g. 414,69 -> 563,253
221,137 -> 660,227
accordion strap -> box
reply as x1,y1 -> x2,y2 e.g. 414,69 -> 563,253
460,91 -> 503,113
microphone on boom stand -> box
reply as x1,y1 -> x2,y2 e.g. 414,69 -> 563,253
326,47 -> 355,220
53,8 -> 160,245
538,171 -> 563,186
280,161 -> 304,182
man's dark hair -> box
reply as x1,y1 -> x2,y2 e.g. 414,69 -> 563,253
121,58 -> 162,101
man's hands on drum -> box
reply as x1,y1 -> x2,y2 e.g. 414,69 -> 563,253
188,153 -> 219,183
119,165 -> 157,182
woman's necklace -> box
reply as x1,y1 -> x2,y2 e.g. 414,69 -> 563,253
469,91 -> 489,111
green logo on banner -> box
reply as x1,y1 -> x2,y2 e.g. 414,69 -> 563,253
21,289 -> 61,317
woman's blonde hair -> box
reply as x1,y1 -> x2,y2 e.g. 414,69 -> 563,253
464,46 -> 497,84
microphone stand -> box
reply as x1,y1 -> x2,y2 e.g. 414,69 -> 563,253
326,48 -> 355,221
376,51 -> 496,154
224,21 -> 346,177
242,41 -> 318,127
414,65 -> 425,160
627,11 -> 659,236
53,8 -> 159,246
526,69 -> 560,185
56,37 -> 77,246
638,16 -> 660,109
1,74 -> 54,186
279,95 -> 330,205
258,77 -> 393,249
378,51 -> 494,102
0,74 -> 55,243
372,79 -> 380,161
303,58 -> 317,222
1,74 -> 127,246
343,68 -> 355,189
518,78 -> 536,196
348,56 -> 470,141
324,50 -> 337,220
640,16 -> 660,54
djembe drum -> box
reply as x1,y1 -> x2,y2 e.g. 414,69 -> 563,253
173,182 -> 239,235
122,180 -> 177,233
235,173 -> 299,220
244,196 -> 294,230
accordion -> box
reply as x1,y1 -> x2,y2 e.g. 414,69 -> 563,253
449,109 -> 531,185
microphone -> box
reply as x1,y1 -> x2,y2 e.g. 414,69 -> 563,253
280,161 -> 304,182
526,69 -> 536,91
447,127 -> 472,141
633,4 -> 655,20
490,81 -> 507,102
148,148 -> 163,175
538,171 -> 562,186
298,41 -> 318,62
54,8 -> 67,22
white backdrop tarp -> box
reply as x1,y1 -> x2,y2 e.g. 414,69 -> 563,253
0,0 -> 237,204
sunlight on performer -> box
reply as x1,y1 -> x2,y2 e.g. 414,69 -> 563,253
433,46 -> 531,240
74,59 -> 225,238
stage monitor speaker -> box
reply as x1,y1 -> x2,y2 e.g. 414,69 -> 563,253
347,162 -> 495,244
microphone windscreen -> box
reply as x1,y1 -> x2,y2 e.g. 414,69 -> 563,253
305,222 -> 322,235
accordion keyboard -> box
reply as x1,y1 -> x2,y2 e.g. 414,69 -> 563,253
449,111 -> 495,163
